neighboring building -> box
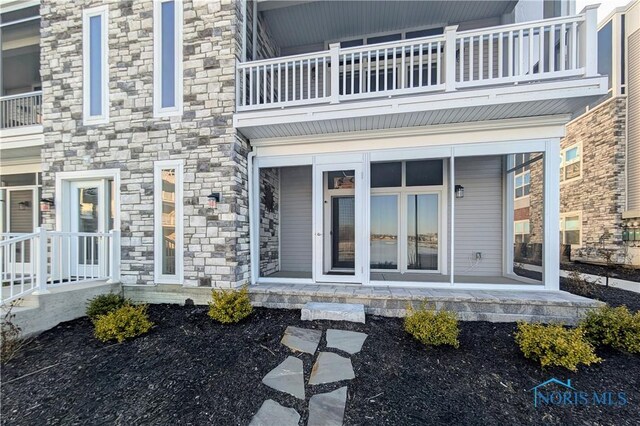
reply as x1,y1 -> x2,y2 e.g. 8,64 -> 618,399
1,0 -> 608,299
520,0 -> 640,267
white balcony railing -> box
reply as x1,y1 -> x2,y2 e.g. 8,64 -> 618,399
0,228 -> 121,305
0,91 -> 43,129
236,8 -> 598,112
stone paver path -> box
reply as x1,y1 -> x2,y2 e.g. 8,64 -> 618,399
249,399 -> 301,426
281,326 -> 322,354
250,323 -> 369,425
326,329 -> 368,355
261,356 -> 305,400
308,352 -> 355,385
308,386 -> 348,426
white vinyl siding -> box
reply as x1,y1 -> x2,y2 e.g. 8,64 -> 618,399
628,30 -> 640,210
153,0 -> 183,117
280,166 -> 312,273
454,156 -> 503,276
82,6 -> 109,125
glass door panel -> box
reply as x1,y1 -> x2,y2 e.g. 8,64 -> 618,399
370,195 -> 398,270
77,186 -> 100,266
407,194 -> 439,271
331,196 -> 355,269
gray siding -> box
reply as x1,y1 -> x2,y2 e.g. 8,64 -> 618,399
454,156 -> 503,276
628,30 -> 640,210
280,166 -> 313,272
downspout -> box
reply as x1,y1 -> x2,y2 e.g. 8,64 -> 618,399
247,149 -> 257,285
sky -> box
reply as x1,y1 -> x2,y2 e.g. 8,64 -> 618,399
575,0 -> 632,22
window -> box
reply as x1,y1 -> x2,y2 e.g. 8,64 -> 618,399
560,213 -> 581,246
513,153 -> 531,199
514,220 -> 530,244
154,0 -> 183,117
371,162 -> 401,188
370,195 -> 399,269
154,160 -> 183,283
82,6 -> 108,124
560,144 -> 582,182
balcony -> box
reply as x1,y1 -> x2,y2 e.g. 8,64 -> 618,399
234,7 -> 607,140
0,91 -> 42,130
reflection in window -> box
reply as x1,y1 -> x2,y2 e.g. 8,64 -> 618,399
561,215 -> 581,245
161,169 -> 176,275
407,194 -> 438,270
370,195 -> 398,269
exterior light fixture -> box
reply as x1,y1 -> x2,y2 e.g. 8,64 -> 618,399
208,192 -> 221,209
455,185 -> 465,199
40,198 -> 54,212
18,201 -> 31,210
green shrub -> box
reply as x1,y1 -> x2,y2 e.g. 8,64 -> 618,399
208,286 -> 253,324
404,305 -> 460,348
581,305 -> 640,354
514,322 -> 601,371
94,304 -> 153,343
86,293 -> 127,322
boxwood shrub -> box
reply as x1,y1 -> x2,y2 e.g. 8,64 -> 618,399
86,293 -> 127,322
580,305 -> 640,354
208,286 -> 253,324
515,322 -> 601,371
94,304 -> 153,343
404,304 -> 460,348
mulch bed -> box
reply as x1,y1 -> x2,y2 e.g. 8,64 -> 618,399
561,262 -> 640,284
2,306 -> 639,425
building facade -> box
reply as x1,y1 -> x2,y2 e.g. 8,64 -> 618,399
1,0 -> 609,298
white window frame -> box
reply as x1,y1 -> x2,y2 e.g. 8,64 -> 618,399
560,211 -> 582,247
154,160 -> 184,284
153,0 -> 183,118
560,142 -> 582,184
82,5 -> 109,125
514,219 -> 530,243
513,153 -> 531,199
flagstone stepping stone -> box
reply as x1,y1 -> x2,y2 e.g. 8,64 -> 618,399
326,329 -> 368,355
262,356 -> 305,400
281,326 -> 322,354
308,352 -> 355,385
308,387 -> 348,426
249,399 -> 300,426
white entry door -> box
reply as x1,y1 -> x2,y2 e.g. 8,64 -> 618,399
314,163 -> 363,283
68,180 -> 108,278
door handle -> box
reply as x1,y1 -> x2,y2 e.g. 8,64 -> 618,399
316,232 -> 322,236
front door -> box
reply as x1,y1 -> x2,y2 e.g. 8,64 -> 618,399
314,163 -> 363,283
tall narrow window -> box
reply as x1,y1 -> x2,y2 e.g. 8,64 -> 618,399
82,6 -> 108,124
154,0 -> 183,116
154,160 -> 183,283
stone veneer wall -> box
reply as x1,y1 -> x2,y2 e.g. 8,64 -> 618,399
259,167 -> 279,276
40,0 -> 251,288
529,97 -> 628,260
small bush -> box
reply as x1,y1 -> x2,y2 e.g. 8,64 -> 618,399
514,322 -> 601,371
1,300 -> 30,364
208,286 -> 253,324
581,305 -> 640,354
404,305 -> 460,348
566,270 -> 599,297
86,293 -> 127,322
94,304 -> 153,343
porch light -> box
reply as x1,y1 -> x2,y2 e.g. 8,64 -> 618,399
455,185 -> 465,199
18,201 -> 31,210
40,198 -> 54,212
208,192 -> 221,209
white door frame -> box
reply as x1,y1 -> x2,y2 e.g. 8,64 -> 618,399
313,162 -> 364,284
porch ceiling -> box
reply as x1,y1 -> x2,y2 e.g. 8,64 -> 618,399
258,0 -> 517,50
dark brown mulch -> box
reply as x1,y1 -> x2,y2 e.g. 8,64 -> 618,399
2,306 -> 639,425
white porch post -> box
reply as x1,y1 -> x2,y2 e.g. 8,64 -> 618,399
449,151 -> 455,286
504,154 -> 515,275
329,43 -> 340,104
444,25 -> 458,92
579,5 -> 599,77
251,0 -> 257,61
249,154 -> 260,285
33,227 -> 49,294
107,229 -> 121,283
543,139 -> 561,290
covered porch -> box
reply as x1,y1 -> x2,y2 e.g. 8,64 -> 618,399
249,119 -> 561,290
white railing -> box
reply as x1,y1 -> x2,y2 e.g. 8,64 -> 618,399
0,228 -> 121,305
0,91 -> 43,129
236,7 -> 598,111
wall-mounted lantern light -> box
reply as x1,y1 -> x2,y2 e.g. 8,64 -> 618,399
455,185 -> 465,199
18,201 -> 31,210
40,198 -> 55,212
208,192 -> 221,209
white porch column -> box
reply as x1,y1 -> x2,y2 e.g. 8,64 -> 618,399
504,154 -> 515,275
449,151 -> 455,286
579,5 -> 599,77
543,139 -> 561,290
249,154 -> 259,285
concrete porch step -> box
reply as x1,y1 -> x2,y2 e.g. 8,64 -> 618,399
301,302 -> 366,323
